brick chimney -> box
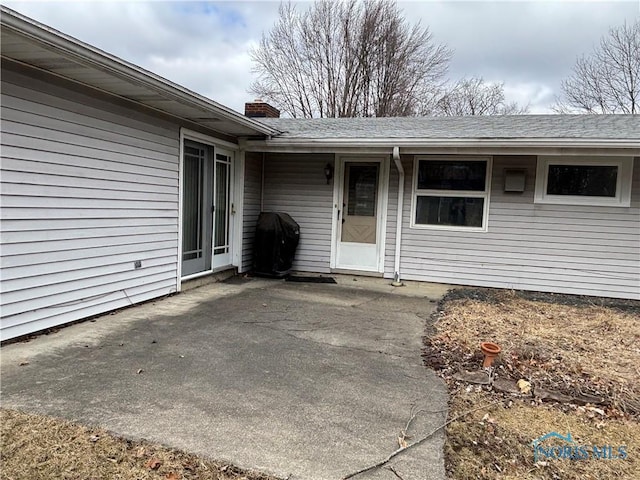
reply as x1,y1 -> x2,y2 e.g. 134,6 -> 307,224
244,99 -> 280,118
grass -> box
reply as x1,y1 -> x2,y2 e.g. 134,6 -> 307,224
424,288 -> 640,480
446,391 -> 638,480
0,409 -> 280,480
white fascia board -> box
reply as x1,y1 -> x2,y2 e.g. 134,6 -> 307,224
0,6 -> 280,137
243,137 -> 640,155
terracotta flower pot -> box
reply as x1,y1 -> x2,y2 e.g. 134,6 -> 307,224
480,342 -> 501,368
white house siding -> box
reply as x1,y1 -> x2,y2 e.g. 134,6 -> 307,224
392,155 -> 640,300
262,153 -> 334,273
1,66 -> 181,340
242,152 -> 263,272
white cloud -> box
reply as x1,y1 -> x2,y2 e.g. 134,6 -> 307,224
4,1 -> 639,114
503,82 -> 556,113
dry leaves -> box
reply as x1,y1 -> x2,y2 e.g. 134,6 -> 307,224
427,288 -> 640,480
517,379 -> 531,395
144,458 -> 162,470
424,288 -> 640,417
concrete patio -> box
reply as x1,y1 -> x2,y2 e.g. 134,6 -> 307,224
0,276 -> 450,480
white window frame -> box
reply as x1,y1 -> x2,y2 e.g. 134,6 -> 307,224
411,156 -> 492,232
534,156 -> 633,207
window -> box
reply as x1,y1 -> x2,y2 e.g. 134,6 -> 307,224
535,156 -> 633,207
412,157 -> 492,230
347,164 -> 378,216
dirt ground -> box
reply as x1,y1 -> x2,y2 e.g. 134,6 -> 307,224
0,409 -> 280,480
423,288 -> 640,480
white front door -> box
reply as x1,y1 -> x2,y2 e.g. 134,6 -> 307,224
334,157 -> 387,272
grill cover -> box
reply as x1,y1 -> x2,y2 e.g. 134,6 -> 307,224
253,212 -> 300,277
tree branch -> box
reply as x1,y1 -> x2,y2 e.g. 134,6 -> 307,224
341,400 -> 502,480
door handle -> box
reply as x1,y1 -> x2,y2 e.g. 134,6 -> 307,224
338,208 -> 345,224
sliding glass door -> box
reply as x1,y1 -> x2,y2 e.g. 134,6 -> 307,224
181,141 -> 233,277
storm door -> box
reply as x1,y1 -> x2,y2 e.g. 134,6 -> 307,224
335,159 -> 385,272
212,149 -> 232,269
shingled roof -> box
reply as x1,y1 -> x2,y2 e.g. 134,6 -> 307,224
258,115 -> 639,141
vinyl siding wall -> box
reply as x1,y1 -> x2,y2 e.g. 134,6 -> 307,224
262,153 -> 334,273
242,152 -> 263,272
390,155 -> 640,300
1,66 -> 181,340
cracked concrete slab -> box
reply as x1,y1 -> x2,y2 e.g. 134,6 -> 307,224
0,277 -> 449,480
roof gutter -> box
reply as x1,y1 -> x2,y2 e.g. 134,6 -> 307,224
244,137 -> 640,151
0,6 -> 280,137
392,147 -> 404,287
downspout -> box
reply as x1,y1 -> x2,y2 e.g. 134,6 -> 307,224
261,152 -> 265,212
392,146 -> 404,287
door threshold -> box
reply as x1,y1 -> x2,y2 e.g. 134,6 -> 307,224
181,268 -> 237,291
330,268 -> 383,278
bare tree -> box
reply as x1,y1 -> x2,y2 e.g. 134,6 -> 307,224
432,77 -> 529,116
555,20 -> 639,114
250,0 -> 451,118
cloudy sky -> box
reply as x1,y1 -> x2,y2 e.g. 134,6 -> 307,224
5,0 -> 639,114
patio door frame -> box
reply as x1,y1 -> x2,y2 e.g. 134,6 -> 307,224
330,154 -> 389,274
177,128 -> 240,287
